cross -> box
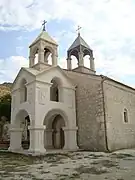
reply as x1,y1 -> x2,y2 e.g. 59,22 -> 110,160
76,25 -> 82,35
42,20 -> 47,31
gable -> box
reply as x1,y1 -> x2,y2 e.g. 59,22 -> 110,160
36,66 -> 75,88
12,68 -> 36,91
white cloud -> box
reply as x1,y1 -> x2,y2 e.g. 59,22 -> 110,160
1,0 -> 135,86
0,56 -> 28,83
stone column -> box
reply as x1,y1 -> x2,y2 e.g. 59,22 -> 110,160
67,58 -> 72,70
63,127 -> 79,150
44,129 -> 53,149
28,125 -> 46,154
29,56 -> 35,67
90,57 -> 95,71
38,48 -> 44,63
52,49 -> 58,66
55,129 -> 61,148
78,52 -> 84,67
8,127 -> 23,152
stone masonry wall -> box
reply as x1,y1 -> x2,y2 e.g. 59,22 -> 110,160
104,80 -> 135,151
64,70 -> 107,151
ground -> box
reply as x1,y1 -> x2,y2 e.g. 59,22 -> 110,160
0,150 -> 135,180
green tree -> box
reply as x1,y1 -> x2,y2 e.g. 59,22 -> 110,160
0,93 -> 11,103
0,93 -> 11,121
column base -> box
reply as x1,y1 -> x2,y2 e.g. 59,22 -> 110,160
63,145 -> 79,151
8,146 -> 23,153
28,149 -> 46,156
28,148 -> 46,156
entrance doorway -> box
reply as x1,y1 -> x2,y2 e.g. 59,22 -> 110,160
52,115 -> 65,149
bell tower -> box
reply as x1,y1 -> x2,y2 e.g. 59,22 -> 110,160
29,21 -> 58,70
67,26 -> 95,74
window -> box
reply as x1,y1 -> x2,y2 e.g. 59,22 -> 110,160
50,78 -> 62,102
50,80 -> 59,102
124,109 -> 128,123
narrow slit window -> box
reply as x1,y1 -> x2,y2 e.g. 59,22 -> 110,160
124,109 -> 128,123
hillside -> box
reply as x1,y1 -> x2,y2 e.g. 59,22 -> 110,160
0,82 -> 12,99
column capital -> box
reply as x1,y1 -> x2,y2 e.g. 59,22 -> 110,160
66,57 -> 72,61
62,127 -> 78,131
28,125 -> 46,130
89,57 -> 94,61
9,128 -> 23,132
45,129 -> 53,132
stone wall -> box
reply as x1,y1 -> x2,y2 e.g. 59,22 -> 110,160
104,79 -> 135,151
64,70 -> 107,151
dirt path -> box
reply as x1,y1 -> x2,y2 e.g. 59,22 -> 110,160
0,149 -> 135,180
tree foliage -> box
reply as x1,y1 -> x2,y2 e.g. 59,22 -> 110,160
0,93 -> 11,121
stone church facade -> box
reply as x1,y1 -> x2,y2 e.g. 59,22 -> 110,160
8,27 -> 135,155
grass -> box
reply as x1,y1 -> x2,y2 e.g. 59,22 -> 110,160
74,165 -> 109,175
0,150 -> 135,179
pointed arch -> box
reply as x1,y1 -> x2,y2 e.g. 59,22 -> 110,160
43,108 -> 69,130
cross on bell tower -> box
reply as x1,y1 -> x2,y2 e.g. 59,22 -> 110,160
42,20 -> 47,31
76,25 -> 82,36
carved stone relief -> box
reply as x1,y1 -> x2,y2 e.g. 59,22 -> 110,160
38,88 -> 47,105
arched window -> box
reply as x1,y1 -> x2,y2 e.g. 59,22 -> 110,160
50,79 -> 59,102
20,79 -> 27,103
50,77 -> 62,102
124,109 -> 128,123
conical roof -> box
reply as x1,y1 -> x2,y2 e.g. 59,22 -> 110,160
68,33 -> 90,51
30,31 -> 58,47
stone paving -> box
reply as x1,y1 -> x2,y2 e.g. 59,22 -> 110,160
0,149 -> 135,180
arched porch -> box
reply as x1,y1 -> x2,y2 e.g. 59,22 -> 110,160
43,109 -> 78,151
8,109 -> 31,152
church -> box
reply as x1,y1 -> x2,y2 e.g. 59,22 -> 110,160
8,23 -> 135,155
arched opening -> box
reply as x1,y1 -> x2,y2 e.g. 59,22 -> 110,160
15,110 -> 30,150
50,77 -> 62,102
44,48 -> 52,65
52,115 -> 65,149
34,48 -> 39,65
84,55 -> 90,68
44,110 -> 67,150
124,108 -> 128,123
83,49 -> 93,69
67,49 -> 79,70
71,55 -> 78,69
20,78 -> 27,103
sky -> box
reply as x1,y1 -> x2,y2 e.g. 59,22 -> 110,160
0,0 -> 135,87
